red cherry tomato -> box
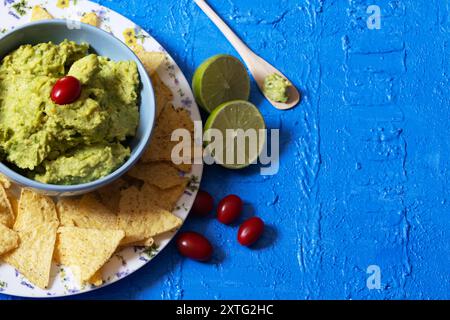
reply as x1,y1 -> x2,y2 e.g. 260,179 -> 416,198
51,76 -> 82,105
191,190 -> 214,216
176,232 -> 213,261
217,194 -> 243,224
238,217 -> 265,246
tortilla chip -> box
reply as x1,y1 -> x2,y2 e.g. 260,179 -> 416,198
124,237 -> 154,247
55,227 -> 124,283
123,30 -> 164,67
13,189 -> 58,231
7,193 -> 18,219
141,105 -> 194,169
67,266 -> 104,286
176,107 -> 194,132
151,73 -> 173,119
118,186 -> 182,244
30,5 -> 53,21
135,49 -> 165,76
140,123 -> 173,163
127,162 -> 187,190
0,185 -> 14,228
0,174 -> 11,189
3,222 -> 58,289
89,270 -> 103,286
81,12 -> 99,27
96,178 -> 130,213
64,266 -> 103,286
0,224 -> 19,256
146,182 -> 188,211
57,194 -> 117,230
171,162 -> 193,173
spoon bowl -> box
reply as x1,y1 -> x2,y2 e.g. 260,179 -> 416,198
248,53 -> 301,110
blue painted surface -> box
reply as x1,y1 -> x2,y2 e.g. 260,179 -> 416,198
2,0 -> 450,300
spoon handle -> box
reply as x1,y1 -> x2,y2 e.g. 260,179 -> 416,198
194,0 -> 255,64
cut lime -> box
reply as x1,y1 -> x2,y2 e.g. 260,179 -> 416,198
204,100 -> 266,169
192,54 -> 250,113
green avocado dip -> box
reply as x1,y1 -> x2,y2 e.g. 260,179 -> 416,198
0,40 -> 140,184
263,73 -> 290,103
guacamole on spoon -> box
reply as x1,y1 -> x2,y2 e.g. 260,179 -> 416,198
263,73 -> 290,103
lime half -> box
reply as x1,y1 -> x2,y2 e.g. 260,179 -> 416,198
204,100 -> 266,169
193,54 -> 250,113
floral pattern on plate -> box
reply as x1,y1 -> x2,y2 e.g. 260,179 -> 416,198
0,0 -> 202,298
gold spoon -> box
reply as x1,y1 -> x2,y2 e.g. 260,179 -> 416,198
194,0 -> 300,110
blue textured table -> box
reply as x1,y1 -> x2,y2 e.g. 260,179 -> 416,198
2,0 -> 450,300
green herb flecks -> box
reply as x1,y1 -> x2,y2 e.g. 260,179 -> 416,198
12,0 -> 31,17
187,175 -> 200,192
133,28 -> 149,44
143,243 -> 159,259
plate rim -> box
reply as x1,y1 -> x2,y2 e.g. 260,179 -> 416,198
0,0 -> 203,298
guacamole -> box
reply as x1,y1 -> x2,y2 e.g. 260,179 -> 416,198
0,40 -> 140,184
263,73 -> 290,103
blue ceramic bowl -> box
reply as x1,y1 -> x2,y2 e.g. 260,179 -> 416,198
0,20 -> 155,196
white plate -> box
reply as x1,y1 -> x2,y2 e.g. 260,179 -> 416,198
0,0 -> 202,298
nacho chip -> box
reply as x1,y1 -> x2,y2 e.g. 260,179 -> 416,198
7,192 -> 18,219
89,270 -> 103,286
141,105 -> 194,169
127,162 -> 187,189
0,185 -> 14,228
151,73 -> 173,119
135,49 -> 165,76
124,237 -> 154,247
0,224 -> 19,256
13,189 -> 58,231
144,182 -> 188,211
122,27 -> 166,75
30,5 -> 53,21
168,135 -> 200,173
96,178 -> 130,213
66,267 -> 103,286
57,194 -> 117,230
69,266 -> 103,286
3,222 -> 58,289
0,174 -> 11,189
81,12 -> 99,27
171,162 -> 193,173
55,227 -> 124,283
118,186 -> 182,244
